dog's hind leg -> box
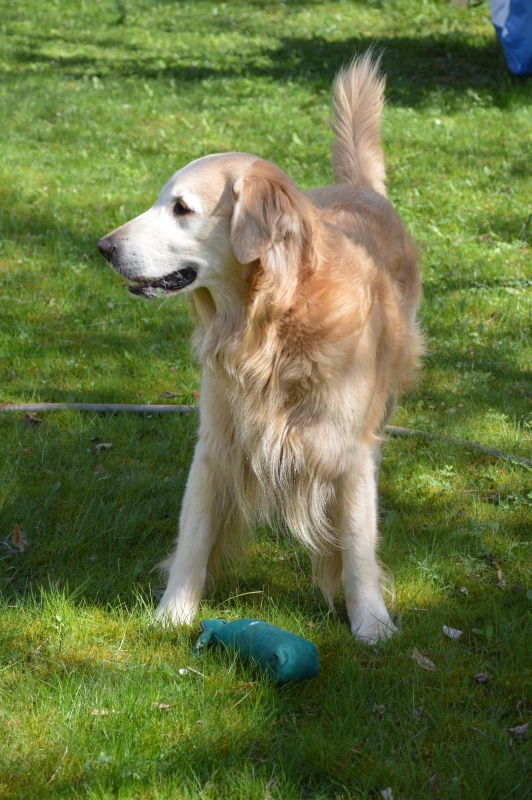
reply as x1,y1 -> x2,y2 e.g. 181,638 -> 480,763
312,549 -> 342,611
156,445 -> 228,626
205,497 -> 249,583
338,444 -> 397,643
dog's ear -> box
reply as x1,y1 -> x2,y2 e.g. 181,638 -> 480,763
230,161 -> 306,268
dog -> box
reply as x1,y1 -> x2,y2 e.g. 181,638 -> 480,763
98,53 -> 422,643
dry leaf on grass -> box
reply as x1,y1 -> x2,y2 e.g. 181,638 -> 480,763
91,709 -> 109,716
508,723 -> 529,739
10,524 -> 27,553
496,569 -> 507,588
474,673 -> 491,684
151,702 -> 170,710
381,789 -> 393,800
459,586 -> 468,595
95,443 -> 113,452
412,647 -> 436,671
443,625 -> 463,640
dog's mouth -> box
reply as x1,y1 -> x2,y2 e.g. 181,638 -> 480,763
128,266 -> 198,298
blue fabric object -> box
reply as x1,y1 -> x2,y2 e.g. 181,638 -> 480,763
491,0 -> 532,76
193,618 -> 320,686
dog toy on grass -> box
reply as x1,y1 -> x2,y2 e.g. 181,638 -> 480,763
193,618 -> 319,686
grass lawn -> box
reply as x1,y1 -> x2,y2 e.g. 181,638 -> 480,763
1,0 -> 532,797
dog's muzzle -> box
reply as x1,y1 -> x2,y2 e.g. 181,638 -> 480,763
97,234 -> 198,297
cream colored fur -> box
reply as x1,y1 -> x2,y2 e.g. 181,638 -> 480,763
100,53 -> 422,643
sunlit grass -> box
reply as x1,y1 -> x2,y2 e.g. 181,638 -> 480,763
1,0 -> 532,797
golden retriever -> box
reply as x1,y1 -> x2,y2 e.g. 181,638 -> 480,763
98,54 -> 422,643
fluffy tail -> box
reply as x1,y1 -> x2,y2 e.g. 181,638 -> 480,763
331,51 -> 387,196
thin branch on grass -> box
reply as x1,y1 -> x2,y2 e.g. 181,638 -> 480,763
385,425 -> 532,468
0,402 -> 195,415
1,404 -> 530,467
471,726 -> 499,744
185,665 -> 206,678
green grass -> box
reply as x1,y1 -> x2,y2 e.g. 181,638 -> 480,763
1,0 -> 532,797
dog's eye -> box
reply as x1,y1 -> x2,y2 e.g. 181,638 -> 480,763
173,199 -> 192,217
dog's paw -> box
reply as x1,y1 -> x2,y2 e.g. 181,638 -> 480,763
155,597 -> 197,627
350,610 -> 398,644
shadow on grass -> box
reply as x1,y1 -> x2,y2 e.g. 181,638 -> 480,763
468,212 -> 532,244
8,29 -> 531,110
2,579 -> 530,799
1,414 -> 530,613
1,416 -> 530,798
0,184 -> 196,402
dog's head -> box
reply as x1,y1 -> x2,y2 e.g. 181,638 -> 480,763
98,153 -> 311,308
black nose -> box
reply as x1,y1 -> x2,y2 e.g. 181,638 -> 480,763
97,237 -> 116,262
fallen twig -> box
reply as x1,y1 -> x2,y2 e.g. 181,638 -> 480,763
385,425 -> 532,467
0,403 -> 195,415
471,726 -> 499,744
185,665 -> 206,678
1,404 -> 530,467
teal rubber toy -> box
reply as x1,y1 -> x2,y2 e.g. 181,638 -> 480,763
193,618 -> 319,686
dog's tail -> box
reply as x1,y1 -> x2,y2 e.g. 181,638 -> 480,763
331,51 -> 387,196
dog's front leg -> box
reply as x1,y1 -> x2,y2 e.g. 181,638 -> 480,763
155,446 -> 220,626
340,444 -> 397,644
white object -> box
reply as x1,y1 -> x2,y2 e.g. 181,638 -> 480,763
443,625 -> 463,640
